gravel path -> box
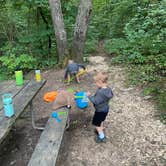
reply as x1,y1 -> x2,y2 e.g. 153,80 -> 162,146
56,56 -> 166,166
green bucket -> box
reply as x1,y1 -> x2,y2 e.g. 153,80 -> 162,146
15,70 -> 23,86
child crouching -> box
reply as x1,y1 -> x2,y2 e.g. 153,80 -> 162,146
64,59 -> 86,85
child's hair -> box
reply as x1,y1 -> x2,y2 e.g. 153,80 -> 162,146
68,59 -> 74,64
94,72 -> 108,83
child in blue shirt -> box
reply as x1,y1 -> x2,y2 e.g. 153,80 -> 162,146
87,72 -> 113,143
64,60 -> 85,85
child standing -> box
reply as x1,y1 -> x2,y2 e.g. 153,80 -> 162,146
87,72 -> 113,143
64,60 -> 86,85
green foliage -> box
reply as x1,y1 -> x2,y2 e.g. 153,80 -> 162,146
0,54 -> 36,75
0,0 -> 58,75
144,84 -> 166,124
142,78 -> 166,121
124,3 -> 166,56
109,1 -> 166,70
38,57 -> 58,69
62,0 -> 79,43
103,0 -> 166,122
109,0 -> 138,37
88,4 -> 110,39
104,38 -> 129,55
88,0 -> 138,39
84,39 -> 98,54
0,74 -> 8,81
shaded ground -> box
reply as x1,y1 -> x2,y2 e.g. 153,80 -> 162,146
0,53 -> 166,166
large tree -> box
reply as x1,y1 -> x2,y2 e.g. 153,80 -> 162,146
49,0 -> 68,64
72,0 -> 92,61
49,0 -> 92,63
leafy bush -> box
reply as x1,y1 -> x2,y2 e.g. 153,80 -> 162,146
0,54 -> 36,75
104,38 -> 129,54
104,0 -> 166,122
84,39 -> 98,54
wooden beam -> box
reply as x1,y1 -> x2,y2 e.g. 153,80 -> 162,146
28,108 -> 68,166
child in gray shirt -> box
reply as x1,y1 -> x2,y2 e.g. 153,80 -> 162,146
87,72 -> 113,143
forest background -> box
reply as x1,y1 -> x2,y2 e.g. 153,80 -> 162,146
0,0 -> 165,122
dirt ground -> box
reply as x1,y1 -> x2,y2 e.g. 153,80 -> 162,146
0,54 -> 166,166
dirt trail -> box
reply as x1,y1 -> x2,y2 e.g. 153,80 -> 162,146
56,56 -> 166,166
0,53 -> 165,166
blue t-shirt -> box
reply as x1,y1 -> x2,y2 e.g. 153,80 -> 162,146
64,63 -> 85,78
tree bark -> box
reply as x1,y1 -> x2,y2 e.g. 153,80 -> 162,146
72,0 -> 92,62
49,0 -> 68,64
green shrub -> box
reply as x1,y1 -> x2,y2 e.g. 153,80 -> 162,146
84,39 -> 98,54
104,1 -> 166,123
104,38 -> 129,54
0,54 -> 36,75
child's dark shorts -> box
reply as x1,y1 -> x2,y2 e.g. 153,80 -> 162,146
92,111 -> 108,127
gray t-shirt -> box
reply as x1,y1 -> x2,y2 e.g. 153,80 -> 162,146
88,87 -> 113,112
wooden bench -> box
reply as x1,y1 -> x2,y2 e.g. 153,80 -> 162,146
28,107 -> 69,166
0,80 -> 46,144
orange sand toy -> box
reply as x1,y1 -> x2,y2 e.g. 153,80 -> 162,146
43,91 -> 58,102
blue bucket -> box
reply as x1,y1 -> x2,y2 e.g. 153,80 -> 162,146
75,91 -> 89,109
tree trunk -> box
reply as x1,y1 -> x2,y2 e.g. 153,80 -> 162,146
72,0 -> 92,62
49,0 -> 68,65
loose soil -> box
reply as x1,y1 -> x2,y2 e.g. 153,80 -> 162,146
0,54 -> 165,166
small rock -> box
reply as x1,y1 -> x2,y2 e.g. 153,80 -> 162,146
146,147 -> 153,155
153,136 -> 162,143
150,140 -> 157,144
113,109 -> 122,113
120,88 -> 134,92
143,96 -> 152,100
10,160 -> 16,165
11,149 -> 17,153
163,152 -> 166,160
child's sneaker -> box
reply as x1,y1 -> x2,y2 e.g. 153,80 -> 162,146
95,135 -> 106,143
